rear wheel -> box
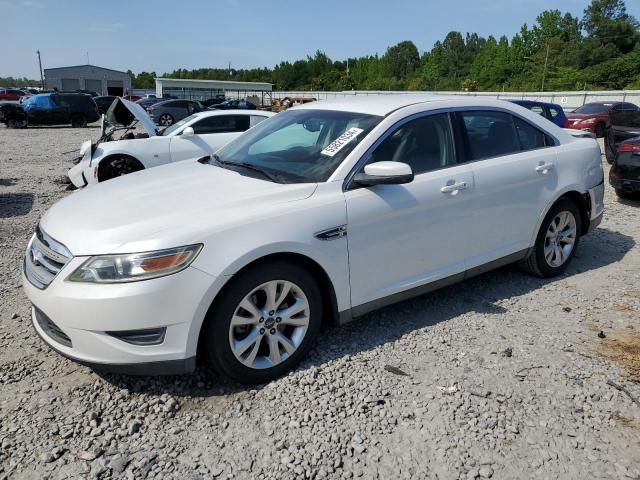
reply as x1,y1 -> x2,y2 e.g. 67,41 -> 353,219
202,261 -> 322,384
7,119 -> 27,129
99,155 -> 144,182
520,199 -> 581,278
70,114 -> 87,128
158,114 -> 174,126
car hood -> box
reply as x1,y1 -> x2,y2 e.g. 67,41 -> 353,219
106,98 -> 156,136
40,160 -> 317,256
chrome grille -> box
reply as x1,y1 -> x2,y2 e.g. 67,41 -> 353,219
24,225 -> 72,289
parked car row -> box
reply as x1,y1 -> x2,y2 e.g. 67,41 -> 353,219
22,95 -> 607,384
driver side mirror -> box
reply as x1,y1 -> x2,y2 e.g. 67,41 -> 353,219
353,161 -> 414,187
182,126 -> 195,137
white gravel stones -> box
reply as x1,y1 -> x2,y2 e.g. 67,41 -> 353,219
1,127 -> 639,479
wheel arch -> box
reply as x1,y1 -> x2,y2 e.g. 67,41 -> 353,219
194,251 -> 341,362
529,187 -> 591,248
97,153 -> 145,181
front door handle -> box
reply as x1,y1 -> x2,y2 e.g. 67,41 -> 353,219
440,182 -> 468,194
535,163 -> 555,174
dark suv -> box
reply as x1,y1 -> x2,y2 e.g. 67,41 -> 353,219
21,93 -> 100,127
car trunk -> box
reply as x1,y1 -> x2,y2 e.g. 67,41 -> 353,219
605,111 -> 640,162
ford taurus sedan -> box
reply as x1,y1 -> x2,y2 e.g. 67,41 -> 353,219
23,95 -> 605,384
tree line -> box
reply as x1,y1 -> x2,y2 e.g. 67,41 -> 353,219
4,1 -> 638,93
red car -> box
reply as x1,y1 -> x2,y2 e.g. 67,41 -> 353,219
123,95 -> 142,102
0,88 -> 27,102
566,101 -> 638,138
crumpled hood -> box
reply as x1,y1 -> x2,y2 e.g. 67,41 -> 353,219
106,98 -> 157,137
40,160 -> 317,255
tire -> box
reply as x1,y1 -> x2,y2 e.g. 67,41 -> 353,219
98,155 -> 144,182
70,114 -> 87,128
520,198 -> 582,278
616,188 -> 638,200
594,122 -> 605,138
158,114 -> 174,126
7,119 -> 27,129
202,260 -> 323,384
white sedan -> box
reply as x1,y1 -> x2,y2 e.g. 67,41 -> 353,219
25,95 -> 604,384
68,98 -> 274,188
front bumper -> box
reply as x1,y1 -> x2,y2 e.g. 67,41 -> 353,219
23,261 -> 216,375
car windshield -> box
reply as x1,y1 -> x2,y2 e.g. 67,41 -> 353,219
573,104 -> 609,114
214,109 -> 381,183
160,114 -> 198,136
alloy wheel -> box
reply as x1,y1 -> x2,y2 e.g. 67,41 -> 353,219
159,114 -> 173,126
228,280 -> 310,370
544,211 -> 577,267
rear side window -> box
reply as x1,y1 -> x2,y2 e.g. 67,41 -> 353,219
250,115 -> 269,127
191,115 -> 250,134
513,117 -> 552,151
459,111 -> 520,160
459,111 -> 553,160
528,105 -> 545,117
549,107 -> 562,118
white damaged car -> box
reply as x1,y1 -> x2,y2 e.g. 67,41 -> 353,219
26,95 -> 604,384
68,98 -> 274,188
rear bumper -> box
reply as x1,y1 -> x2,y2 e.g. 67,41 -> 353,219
610,176 -> 640,193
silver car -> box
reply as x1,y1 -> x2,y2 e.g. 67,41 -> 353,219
147,99 -> 204,126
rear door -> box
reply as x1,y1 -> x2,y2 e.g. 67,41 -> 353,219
458,110 -> 558,267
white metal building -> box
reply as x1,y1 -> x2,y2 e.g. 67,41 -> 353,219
44,65 -> 132,96
155,78 -> 272,104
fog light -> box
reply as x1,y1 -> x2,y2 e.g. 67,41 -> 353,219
107,328 -> 166,346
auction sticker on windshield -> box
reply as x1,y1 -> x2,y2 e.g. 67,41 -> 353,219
321,127 -> 364,157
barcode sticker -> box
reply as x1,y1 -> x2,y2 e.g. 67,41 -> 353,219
321,127 -> 364,157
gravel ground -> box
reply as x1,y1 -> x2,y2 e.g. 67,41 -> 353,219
1,125 -> 639,480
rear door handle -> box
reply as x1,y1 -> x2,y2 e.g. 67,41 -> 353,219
535,163 -> 554,174
440,182 -> 468,194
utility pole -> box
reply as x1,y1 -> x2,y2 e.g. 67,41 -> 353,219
228,61 -> 232,78
86,52 -> 90,64
541,43 -> 550,92
36,50 -> 45,89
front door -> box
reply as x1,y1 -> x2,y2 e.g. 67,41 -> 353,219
345,112 -> 474,309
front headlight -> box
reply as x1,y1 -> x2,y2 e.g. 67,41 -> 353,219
579,118 -> 597,124
68,244 -> 202,284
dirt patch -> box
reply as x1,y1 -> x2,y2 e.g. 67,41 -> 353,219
612,411 -> 638,429
599,330 -> 640,382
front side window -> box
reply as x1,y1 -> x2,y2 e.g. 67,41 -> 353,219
368,113 -> 455,175
214,109 -> 381,183
460,111 -> 520,160
528,105 -> 545,117
549,107 -> 561,119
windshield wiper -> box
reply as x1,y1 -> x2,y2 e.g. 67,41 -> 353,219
212,155 -> 282,183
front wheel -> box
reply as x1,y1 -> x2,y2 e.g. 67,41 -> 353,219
202,261 -> 322,384
594,122 -> 606,138
520,199 -> 581,278
99,155 -> 144,182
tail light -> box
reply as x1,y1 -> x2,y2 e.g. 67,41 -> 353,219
617,143 -> 640,154
563,119 -> 570,128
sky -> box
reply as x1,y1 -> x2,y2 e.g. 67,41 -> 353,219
2,0 -> 640,79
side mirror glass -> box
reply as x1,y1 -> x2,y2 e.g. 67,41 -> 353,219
353,161 -> 414,187
182,126 -> 195,137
